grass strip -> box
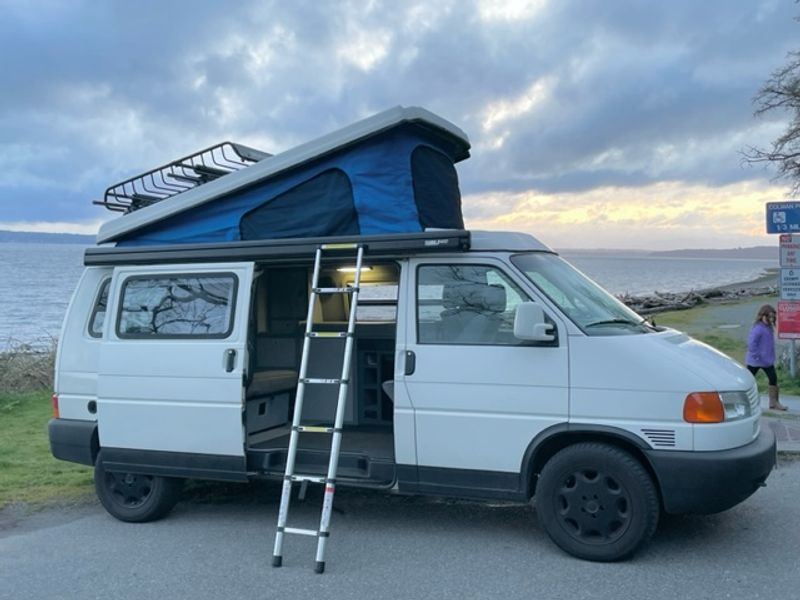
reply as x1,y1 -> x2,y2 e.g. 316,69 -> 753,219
0,392 -> 93,507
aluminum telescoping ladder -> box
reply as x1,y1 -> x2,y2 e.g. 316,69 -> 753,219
272,243 -> 364,574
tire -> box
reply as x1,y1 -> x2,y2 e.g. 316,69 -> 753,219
535,442 -> 659,561
94,452 -> 183,523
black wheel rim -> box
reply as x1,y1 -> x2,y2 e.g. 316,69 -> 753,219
105,472 -> 154,508
552,467 -> 632,545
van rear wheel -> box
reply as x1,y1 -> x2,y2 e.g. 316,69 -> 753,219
535,442 -> 659,561
94,452 -> 182,523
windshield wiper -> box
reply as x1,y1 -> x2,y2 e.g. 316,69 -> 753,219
585,319 -> 643,329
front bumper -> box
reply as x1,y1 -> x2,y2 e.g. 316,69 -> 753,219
645,427 -> 776,515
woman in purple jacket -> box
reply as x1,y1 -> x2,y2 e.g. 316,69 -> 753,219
746,304 -> 787,411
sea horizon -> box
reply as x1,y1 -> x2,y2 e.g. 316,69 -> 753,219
0,240 -> 779,346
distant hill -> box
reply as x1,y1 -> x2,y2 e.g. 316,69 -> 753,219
648,246 -> 776,259
0,230 -> 94,244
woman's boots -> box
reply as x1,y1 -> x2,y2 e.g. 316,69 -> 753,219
768,384 -> 788,411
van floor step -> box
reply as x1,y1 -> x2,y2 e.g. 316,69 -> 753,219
248,427 -> 394,459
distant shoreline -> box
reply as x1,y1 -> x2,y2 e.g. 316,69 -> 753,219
560,246 -> 777,260
708,268 -> 778,294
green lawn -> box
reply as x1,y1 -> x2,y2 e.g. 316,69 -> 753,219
0,392 -> 93,507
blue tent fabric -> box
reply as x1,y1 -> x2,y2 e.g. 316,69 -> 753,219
411,146 -> 464,229
240,169 -> 359,240
117,124 -> 463,246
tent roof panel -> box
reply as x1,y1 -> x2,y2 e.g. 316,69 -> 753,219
96,106 -> 470,245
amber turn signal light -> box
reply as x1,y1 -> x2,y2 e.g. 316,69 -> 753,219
683,392 -> 724,423
51,393 -> 59,419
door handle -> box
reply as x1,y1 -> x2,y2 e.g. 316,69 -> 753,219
224,349 -> 237,373
404,350 -> 416,376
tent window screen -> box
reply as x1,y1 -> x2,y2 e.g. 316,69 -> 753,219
411,146 -> 464,230
240,169 -> 359,239
117,274 -> 237,338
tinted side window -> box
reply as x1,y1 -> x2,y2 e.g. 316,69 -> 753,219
416,265 -> 528,345
117,274 -> 237,338
88,279 -> 111,338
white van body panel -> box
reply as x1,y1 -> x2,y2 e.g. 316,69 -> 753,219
402,257 -> 569,473
54,266 -> 112,420
391,260 -> 417,466
569,328 -> 758,452
97,262 -> 254,457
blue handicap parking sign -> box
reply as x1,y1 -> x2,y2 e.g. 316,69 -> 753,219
767,202 -> 800,233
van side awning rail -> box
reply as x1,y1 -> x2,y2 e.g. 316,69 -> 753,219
94,142 -> 272,214
84,230 -> 471,266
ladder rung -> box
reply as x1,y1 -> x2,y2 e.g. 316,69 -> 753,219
320,243 -> 359,250
284,527 -> 319,537
290,474 -> 327,483
312,287 -> 358,294
301,378 -> 347,385
307,331 -> 351,338
296,425 -> 335,433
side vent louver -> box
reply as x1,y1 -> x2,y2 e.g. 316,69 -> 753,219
641,428 -> 676,448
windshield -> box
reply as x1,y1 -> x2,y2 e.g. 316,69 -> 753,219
510,253 -> 652,336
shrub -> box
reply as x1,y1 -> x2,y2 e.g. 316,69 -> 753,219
0,338 -> 55,393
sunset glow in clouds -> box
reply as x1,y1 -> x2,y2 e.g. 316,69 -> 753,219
0,0 -> 796,249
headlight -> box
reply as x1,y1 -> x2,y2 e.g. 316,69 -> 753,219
720,391 -> 752,421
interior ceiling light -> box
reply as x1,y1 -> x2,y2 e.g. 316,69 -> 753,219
336,266 -> 373,273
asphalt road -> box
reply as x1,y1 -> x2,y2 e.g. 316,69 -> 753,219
2,457 -> 799,600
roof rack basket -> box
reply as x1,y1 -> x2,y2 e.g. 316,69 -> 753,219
95,142 -> 271,213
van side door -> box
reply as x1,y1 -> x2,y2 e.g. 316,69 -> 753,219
97,262 -> 254,474
401,258 -> 569,496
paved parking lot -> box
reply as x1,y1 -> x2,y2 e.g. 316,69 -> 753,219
2,458 -> 799,600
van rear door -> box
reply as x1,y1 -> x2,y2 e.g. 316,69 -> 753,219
97,262 -> 254,472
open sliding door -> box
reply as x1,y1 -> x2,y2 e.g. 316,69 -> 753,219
97,262 -> 254,478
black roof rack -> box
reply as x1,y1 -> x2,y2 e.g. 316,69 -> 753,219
94,142 -> 271,213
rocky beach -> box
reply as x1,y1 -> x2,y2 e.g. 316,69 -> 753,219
619,269 -> 779,315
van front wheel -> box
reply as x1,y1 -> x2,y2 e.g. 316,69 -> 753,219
535,443 -> 659,561
94,453 -> 182,523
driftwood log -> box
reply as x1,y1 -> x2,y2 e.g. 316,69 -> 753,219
617,285 -> 778,315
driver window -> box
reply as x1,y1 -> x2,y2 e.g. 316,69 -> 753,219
416,264 -> 529,345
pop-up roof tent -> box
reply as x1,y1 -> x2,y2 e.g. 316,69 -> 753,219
95,106 -> 471,246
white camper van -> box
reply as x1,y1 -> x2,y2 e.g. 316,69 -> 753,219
49,107 -> 776,565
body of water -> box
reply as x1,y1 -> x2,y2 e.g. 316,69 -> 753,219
0,243 -> 778,344
0,243 -> 86,347
562,253 -> 777,297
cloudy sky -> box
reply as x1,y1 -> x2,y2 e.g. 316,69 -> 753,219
1,0 -> 797,249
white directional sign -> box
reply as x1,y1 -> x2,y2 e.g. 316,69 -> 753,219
780,234 -> 800,267
780,268 -> 800,300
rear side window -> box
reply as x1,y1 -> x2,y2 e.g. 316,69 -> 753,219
88,279 -> 111,338
116,274 -> 238,338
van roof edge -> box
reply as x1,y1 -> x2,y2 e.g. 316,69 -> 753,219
85,230 -> 472,267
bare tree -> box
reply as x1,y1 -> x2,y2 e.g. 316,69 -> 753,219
744,48 -> 800,195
